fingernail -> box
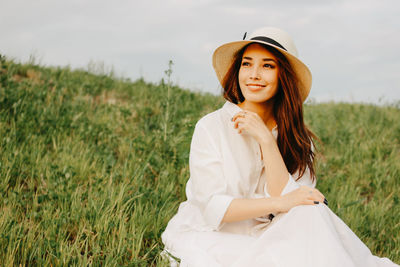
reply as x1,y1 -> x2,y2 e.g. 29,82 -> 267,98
314,201 -> 319,204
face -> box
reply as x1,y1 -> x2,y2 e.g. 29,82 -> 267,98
238,43 -> 279,104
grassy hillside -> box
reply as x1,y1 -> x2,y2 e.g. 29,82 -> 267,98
0,55 -> 399,266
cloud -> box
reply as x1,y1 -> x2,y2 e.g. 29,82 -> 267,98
1,0 -> 399,104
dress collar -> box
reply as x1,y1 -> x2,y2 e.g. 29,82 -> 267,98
222,100 -> 243,118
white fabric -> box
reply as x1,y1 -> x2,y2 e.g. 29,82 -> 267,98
161,100 -> 399,266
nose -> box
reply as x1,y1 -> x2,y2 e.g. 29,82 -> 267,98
249,66 -> 261,80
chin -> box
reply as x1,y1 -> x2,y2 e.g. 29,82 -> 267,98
244,94 -> 274,103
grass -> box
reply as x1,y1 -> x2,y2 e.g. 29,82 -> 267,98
0,54 -> 399,266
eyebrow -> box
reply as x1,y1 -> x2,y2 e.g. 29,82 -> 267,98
243,56 -> 276,63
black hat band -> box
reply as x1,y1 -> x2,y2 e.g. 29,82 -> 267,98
250,36 -> 287,51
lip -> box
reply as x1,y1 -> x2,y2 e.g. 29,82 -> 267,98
246,84 -> 266,91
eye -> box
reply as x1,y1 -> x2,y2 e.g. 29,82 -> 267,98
241,61 -> 250,67
264,64 -> 275,69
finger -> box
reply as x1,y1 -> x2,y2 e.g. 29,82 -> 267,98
303,199 -> 320,206
233,117 -> 245,128
307,194 -> 324,203
315,195 -> 325,203
304,188 -> 324,202
232,112 -> 246,121
317,189 -> 325,198
237,124 -> 246,134
232,115 -> 244,124
314,189 -> 325,201
232,114 -> 244,121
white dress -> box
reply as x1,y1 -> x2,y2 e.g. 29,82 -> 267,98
161,101 -> 399,267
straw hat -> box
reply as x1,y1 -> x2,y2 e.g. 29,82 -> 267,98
212,27 -> 312,102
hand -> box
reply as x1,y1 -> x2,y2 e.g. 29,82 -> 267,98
277,186 -> 326,213
232,110 -> 274,145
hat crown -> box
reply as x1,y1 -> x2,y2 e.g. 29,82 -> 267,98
247,27 -> 299,57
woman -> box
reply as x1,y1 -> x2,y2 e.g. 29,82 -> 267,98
161,27 -> 399,266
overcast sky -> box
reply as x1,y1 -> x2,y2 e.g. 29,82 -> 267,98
1,0 -> 399,104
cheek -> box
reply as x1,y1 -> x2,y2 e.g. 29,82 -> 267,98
238,68 -> 246,86
266,71 -> 279,86
271,74 -> 280,95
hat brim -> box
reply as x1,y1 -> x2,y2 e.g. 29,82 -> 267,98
212,40 -> 312,102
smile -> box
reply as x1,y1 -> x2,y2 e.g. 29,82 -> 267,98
246,84 -> 266,91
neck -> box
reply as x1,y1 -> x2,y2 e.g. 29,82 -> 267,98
238,99 -> 276,130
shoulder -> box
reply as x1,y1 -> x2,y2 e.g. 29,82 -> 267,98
195,107 -> 224,131
191,106 -> 226,151
194,100 -> 237,129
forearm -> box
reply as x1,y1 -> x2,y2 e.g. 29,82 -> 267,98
260,140 -> 289,197
221,197 -> 281,223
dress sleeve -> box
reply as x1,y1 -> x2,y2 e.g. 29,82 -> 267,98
185,122 -> 234,231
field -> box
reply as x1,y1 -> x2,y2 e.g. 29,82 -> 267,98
0,55 -> 399,266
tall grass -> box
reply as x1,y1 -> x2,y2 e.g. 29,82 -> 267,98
0,55 -> 399,266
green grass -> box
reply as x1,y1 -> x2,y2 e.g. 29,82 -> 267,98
0,54 -> 399,266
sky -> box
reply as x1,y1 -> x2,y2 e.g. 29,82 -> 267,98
1,0 -> 399,104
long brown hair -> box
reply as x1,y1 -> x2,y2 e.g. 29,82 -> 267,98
222,43 -> 317,181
